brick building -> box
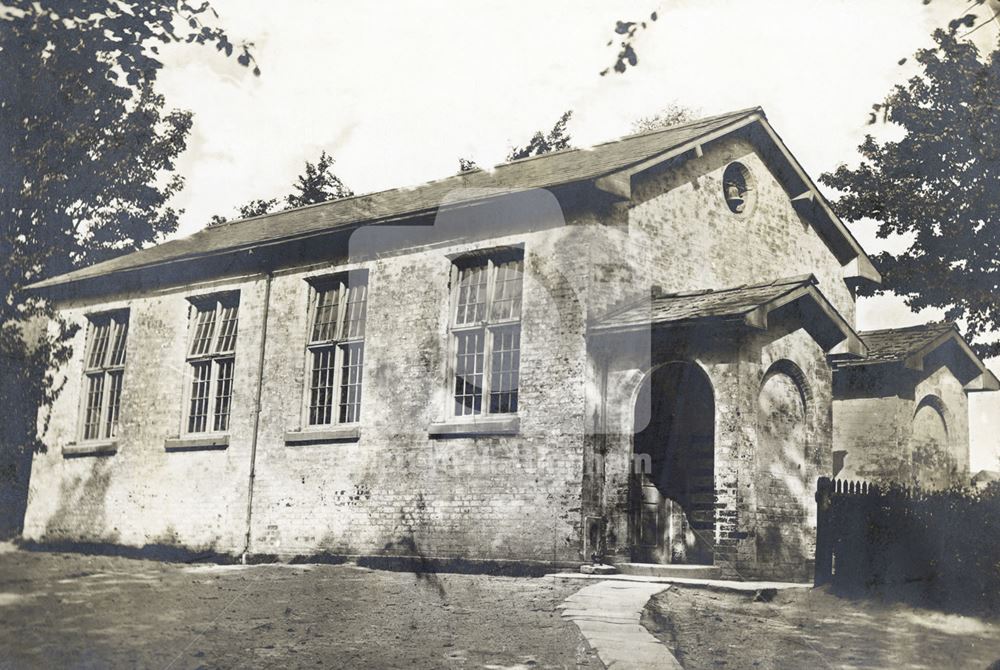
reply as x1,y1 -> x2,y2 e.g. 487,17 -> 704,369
20,108 -> 997,579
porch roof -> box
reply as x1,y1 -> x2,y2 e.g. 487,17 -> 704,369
589,274 -> 866,357
836,322 -> 999,392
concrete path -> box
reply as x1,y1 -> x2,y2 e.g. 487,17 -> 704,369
559,580 -> 682,670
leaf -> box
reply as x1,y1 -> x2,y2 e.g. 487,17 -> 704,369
615,21 -> 635,34
624,45 -> 637,66
237,52 -> 250,66
650,11 -> 658,20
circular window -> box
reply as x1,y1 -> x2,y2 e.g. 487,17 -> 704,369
722,162 -> 756,215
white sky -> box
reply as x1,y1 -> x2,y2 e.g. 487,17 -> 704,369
156,0 -> 1000,470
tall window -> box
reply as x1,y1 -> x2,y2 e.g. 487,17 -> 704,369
306,271 -> 368,426
81,311 -> 130,441
450,249 -> 523,416
185,292 -> 240,434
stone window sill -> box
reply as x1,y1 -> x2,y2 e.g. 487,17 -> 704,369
164,434 -> 229,452
62,441 -> 118,457
428,415 -> 519,438
284,426 -> 360,445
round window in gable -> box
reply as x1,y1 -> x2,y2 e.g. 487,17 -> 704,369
722,162 -> 756,215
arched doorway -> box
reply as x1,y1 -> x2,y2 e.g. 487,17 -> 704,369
911,396 -> 953,489
632,362 -> 715,564
755,365 -> 810,569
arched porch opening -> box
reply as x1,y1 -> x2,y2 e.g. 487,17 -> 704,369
631,361 -> 715,565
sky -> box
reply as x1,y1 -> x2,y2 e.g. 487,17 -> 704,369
155,0 -> 1000,470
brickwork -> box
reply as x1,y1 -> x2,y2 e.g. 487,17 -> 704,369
24,132 -> 956,580
833,363 -> 970,486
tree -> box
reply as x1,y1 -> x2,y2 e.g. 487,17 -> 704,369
630,104 -> 698,133
506,111 -> 573,161
286,151 -> 353,208
0,0 -> 255,535
208,152 -> 353,225
820,27 -> 1000,358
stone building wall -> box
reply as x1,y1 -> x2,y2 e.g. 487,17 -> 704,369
832,363 -> 970,487
23,277 -> 266,553
23,213 -> 606,563
627,137 -> 856,325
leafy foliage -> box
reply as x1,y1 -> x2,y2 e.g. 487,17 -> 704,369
600,11 -> 658,76
458,157 -> 480,173
286,151 -> 353,208
506,111 -> 573,161
820,28 -> 1000,358
0,0 -> 255,471
208,152 -> 353,225
630,104 -> 697,133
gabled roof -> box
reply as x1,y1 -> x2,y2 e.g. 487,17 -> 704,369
590,275 -> 866,357
29,106 -> 879,291
836,322 -> 999,392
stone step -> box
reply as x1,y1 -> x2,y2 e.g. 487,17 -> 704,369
615,563 -> 722,579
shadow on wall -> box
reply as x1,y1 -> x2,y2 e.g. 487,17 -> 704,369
755,362 -> 816,580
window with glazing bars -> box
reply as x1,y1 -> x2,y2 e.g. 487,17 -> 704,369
450,250 -> 523,416
81,311 -> 130,441
306,272 -> 368,426
185,293 -> 239,434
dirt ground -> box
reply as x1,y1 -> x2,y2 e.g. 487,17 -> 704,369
642,583 -> 1000,670
0,546 -> 601,669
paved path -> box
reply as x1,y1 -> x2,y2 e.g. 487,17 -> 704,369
559,580 -> 682,670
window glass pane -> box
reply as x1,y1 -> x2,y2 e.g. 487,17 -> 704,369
455,264 -> 488,325
308,346 -> 336,425
83,373 -> 105,440
187,361 -> 212,433
339,342 -> 364,423
489,325 -> 520,414
454,330 -> 485,415
311,286 -> 340,343
491,258 -> 523,321
212,358 -> 235,432
108,318 -> 129,367
341,283 -> 368,340
105,371 -> 124,438
215,303 -> 239,354
189,306 -> 217,357
87,321 -> 111,369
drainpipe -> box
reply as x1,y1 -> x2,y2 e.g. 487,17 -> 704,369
242,271 -> 273,564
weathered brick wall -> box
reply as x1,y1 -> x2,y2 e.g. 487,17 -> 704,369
833,364 -> 970,486
25,210 -> 602,563
627,137 -> 856,324
23,277 -> 266,553
914,364 -> 969,478
750,326 -> 832,580
585,135 -> 847,579
249,225 -> 595,562
23,134 -> 862,574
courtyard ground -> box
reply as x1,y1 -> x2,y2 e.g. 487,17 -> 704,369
641,582 -> 1000,670
0,545 -> 601,669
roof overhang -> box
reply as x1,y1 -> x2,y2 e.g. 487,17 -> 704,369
901,328 -> 1000,392
591,113 -> 881,288
590,277 -> 866,358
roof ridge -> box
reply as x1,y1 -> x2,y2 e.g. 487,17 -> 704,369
591,106 -> 764,148
205,107 -> 766,232
859,321 -> 955,336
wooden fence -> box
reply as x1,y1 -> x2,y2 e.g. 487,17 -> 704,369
814,476 -> 1000,614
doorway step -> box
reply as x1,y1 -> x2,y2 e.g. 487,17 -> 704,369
616,563 -> 722,579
